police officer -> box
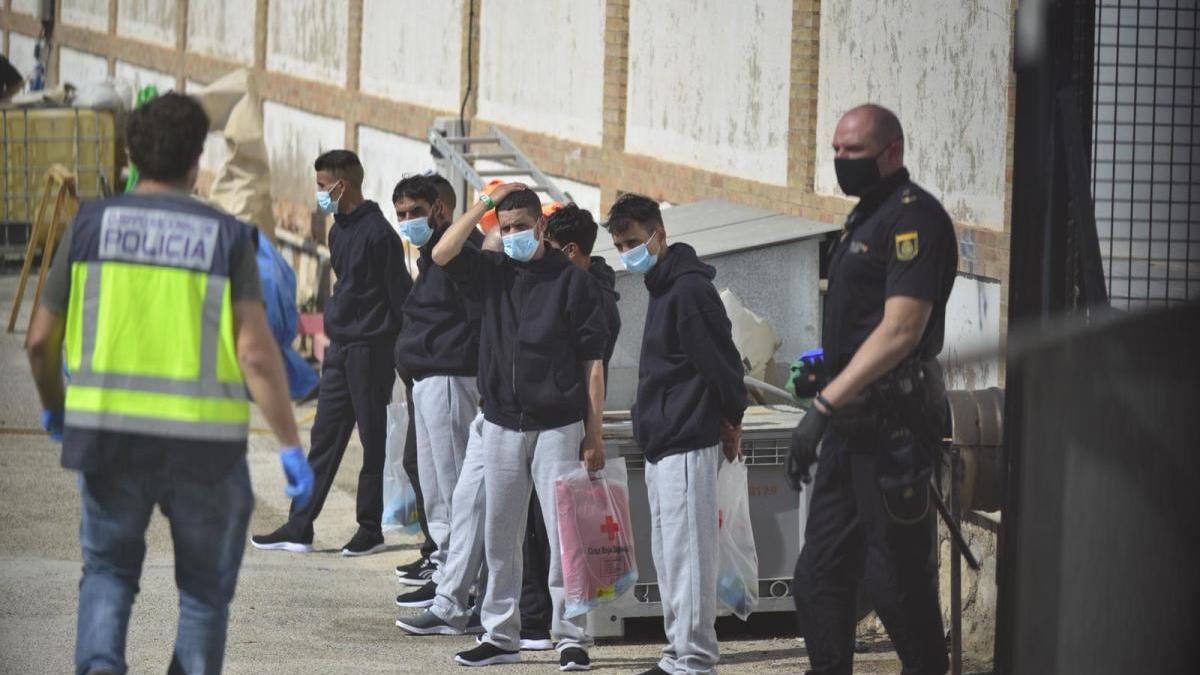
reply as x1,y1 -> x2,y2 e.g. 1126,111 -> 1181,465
25,92 -> 313,674
786,103 -> 957,675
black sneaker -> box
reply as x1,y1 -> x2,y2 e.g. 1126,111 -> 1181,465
454,641 -> 520,667
395,580 -> 437,608
395,610 -> 460,636
519,629 -> 554,651
250,526 -> 313,553
341,529 -> 385,557
396,556 -> 436,586
559,647 -> 591,671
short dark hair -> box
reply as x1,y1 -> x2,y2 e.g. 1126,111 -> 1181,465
605,192 -> 662,235
427,174 -> 456,211
124,92 -> 209,183
314,150 -> 364,186
391,174 -> 438,207
496,189 -> 542,221
545,203 -> 599,255
848,103 -> 904,146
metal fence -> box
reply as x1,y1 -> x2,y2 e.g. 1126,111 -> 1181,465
1091,0 -> 1199,310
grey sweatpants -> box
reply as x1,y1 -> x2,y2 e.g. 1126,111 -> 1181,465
412,375 -> 479,583
429,411 -> 488,628
479,420 -> 589,652
646,444 -> 722,674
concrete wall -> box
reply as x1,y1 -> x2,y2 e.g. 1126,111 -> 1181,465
188,0 -> 256,64
360,0 -> 462,112
625,0 -> 793,186
477,0 -> 605,145
262,101 -> 345,210
267,0 -> 347,85
942,275 -> 1002,391
117,0 -> 176,47
115,61 -> 175,99
815,0 -> 1011,230
57,47 -> 109,85
5,31 -> 38,81
10,0 -> 38,17
62,0 -> 110,31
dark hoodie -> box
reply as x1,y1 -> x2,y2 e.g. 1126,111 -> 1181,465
443,245 -> 609,431
634,242 -> 747,463
324,200 -> 411,346
587,256 -> 622,372
394,227 -> 484,380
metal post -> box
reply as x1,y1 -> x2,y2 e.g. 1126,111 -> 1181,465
950,445 -> 962,675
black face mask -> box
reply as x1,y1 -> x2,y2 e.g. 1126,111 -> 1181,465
833,143 -> 893,197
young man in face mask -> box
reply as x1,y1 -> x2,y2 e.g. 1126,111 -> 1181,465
429,183 -> 609,670
606,193 -> 748,675
252,150 -> 411,557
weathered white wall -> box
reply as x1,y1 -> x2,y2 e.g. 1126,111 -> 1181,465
262,101 -> 345,210
625,0 -> 792,186
815,0 -> 1010,230
117,0 -> 177,47
360,0 -> 462,111
57,47 -> 109,86
941,275 -> 1001,391
5,32 -> 38,81
357,125 -> 437,230
61,0 -> 110,31
477,0 -> 604,145
10,0 -> 39,17
267,0 -> 347,85
115,61 -> 175,99
187,0 -> 255,64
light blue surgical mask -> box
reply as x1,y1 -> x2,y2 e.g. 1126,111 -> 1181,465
316,180 -> 342,214
398,217 -> 433,247
621,234 -> 660,274
502,228 -> 540,262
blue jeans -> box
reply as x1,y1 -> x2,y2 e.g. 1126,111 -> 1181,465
75,458 -> 254,675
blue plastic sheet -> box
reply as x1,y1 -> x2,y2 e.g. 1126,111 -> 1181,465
256,230 -> 319,400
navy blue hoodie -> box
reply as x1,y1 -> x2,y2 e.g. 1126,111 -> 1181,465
443,245 -> 609,431
324,200 -> 411,346
634,242 -> 747,462
394,227 -> 484,380
588,256 -> 622,375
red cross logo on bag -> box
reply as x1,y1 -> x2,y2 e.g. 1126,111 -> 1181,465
600,515 -> 620,541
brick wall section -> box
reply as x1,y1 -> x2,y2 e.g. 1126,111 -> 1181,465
1,0 -> 1014,289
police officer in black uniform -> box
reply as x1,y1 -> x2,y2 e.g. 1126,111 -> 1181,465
787,103 -> 957,675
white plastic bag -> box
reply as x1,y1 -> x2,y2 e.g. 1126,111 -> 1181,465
554,458 -> 639,619
382,402 -> 420,534
717,458 -> 759,620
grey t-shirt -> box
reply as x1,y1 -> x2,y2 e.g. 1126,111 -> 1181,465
41,214 -> 263,315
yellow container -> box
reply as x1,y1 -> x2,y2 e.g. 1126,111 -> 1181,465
1,107 -> 120,222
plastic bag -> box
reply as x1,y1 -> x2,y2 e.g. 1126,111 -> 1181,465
554,458 -> 638,619
382,402 -> 420,534
717,458 -> 759,620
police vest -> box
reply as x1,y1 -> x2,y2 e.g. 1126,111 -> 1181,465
62,196 -> 254,445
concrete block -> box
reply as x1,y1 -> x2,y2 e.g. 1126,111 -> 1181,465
5,32 -> 38,82
61,0 -> 110,31
262,100 -> 345,211
57,48 -> 109,87
360,0 -> 462,111
477,0 -> 605,146
356,125 -> 436,231
267,0 -> 348,85
117,0 -> 177,47
188,0 -> 256,64
942,275 -> 1002,391
625,0 -> 792,186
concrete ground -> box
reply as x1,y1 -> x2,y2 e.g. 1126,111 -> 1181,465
0,270 -> 908,674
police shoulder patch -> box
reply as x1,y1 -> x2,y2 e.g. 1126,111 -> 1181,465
895,230 -> 919,261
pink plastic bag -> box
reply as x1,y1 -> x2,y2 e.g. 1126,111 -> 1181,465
554,458 -> 638,619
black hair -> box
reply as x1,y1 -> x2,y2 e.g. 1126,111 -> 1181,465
124,92 -> 209,183
545,203 -> 598,255
427,173 -> 456,211
391,174 -> 438,207
313,149 -> 364,186
495,189 -> 542,221
0,56 -> 22,94
604,192 -> 662,235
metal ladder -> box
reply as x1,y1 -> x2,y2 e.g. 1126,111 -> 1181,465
429,124 -> 574,206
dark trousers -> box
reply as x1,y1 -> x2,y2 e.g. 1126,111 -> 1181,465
520,488 -> 553,632
398,371 -> 437,559
794,430 -> 947,675
286,341 -> 394,539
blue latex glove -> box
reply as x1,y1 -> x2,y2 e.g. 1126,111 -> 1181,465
41,409 -> 64,442
280,447 -> 314,509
